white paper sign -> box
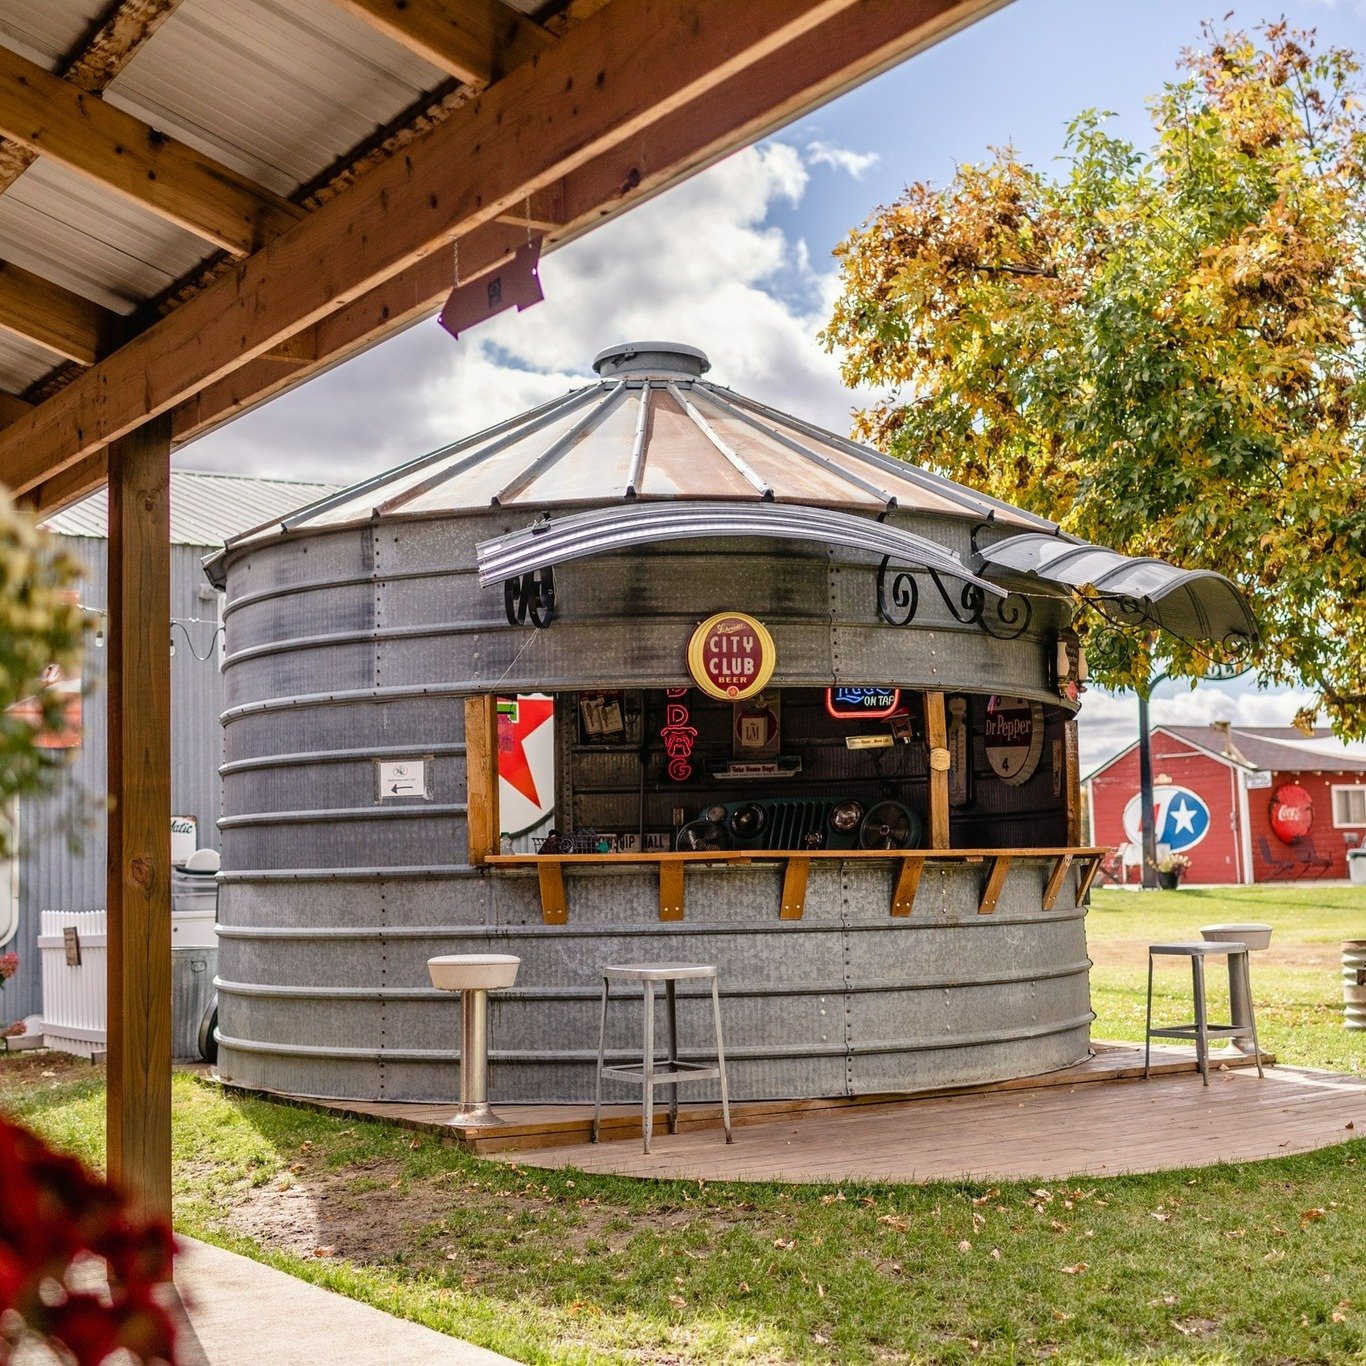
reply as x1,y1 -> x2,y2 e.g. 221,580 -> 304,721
376,758 -> 430,800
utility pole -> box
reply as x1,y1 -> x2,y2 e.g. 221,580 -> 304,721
1136,658 -> 1251,891
1137,687 -> 1158,890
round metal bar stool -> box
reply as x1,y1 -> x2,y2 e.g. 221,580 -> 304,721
1144,941 -> 1264,1087
428,954 -> 520,1125
592,962 -> 733,1153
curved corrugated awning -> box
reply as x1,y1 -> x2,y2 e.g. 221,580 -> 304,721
976,533 -> 1258,646
477,501 -> 1005,597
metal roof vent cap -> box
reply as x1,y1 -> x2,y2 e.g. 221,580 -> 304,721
592,341 -> 710,379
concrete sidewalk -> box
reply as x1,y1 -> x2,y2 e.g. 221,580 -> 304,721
170,1237 -> 518,1365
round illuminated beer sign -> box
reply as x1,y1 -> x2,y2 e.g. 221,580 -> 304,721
687,611 -> 776,701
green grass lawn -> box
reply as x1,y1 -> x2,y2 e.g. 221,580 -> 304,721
4,885 -> 1365,1363
1088,883 -> 1366,1075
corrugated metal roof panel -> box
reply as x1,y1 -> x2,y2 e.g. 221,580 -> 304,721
0,329 -> 65,391
241,344 -> 1056,531
1164,725 -> 1366,775
0,158 -> 210,311
0,1 -> 103,70
105,0 -> 448,197
43,468 -> 339,546
978,532 -> 1259,647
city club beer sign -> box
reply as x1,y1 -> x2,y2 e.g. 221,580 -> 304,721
687,612 -> 776,701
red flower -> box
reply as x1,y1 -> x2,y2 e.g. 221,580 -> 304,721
0,1114 -> 177,1364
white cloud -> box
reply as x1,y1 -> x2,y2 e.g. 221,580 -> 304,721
187,140 -> 862,485
1077,683 -> 1320,774
806,139 -> 881,180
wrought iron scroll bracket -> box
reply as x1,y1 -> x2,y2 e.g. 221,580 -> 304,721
875,559 -> 1030,639
504,565 -> 556,628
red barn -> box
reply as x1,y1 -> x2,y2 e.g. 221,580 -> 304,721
1086,723 -> 1366,884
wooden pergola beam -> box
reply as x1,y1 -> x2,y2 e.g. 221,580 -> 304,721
0,388 -> 32,429
18,448 -> 108,516
169,0 -> 1002,453
0,0 -> 185,200
0,260 -> 119,366
0,0 -> 887,496
331,0 -> 552,85
0,42 -> 301,255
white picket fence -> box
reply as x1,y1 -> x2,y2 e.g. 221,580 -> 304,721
38,910 -> 107,1057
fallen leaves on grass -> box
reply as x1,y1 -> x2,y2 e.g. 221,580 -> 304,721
1173,1317 -> 1218,1337
1060,1263 -> 1088,1275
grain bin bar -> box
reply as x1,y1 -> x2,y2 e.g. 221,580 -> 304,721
205,342 -> 1253,1106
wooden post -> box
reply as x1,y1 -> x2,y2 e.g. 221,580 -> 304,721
464,694 -> 500,865
923,691 -> 950,849
1063,718 -> 1082,846
105,412 -> 172,1218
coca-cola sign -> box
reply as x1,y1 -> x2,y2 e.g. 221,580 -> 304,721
1269,782 -> 1313,843
984,696 -> 1045,786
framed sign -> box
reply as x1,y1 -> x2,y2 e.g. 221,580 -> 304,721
984,696 -> 1045,786
687,612 -> 776,701
947,696 -> 972,808
375,758 -> 432,800
733,690 -> 781,758
825,687 -> 901,720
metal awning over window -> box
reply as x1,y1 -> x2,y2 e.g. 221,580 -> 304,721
976,533 -> 1258,647
476,501 -> 1005,596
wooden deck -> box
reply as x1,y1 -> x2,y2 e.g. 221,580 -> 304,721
498,1061 -> 1363,1184
265,1040 -> 1232,1153
220,1041 -> 1366,1184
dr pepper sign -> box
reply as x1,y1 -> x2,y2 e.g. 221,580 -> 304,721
687,612 -> 776,701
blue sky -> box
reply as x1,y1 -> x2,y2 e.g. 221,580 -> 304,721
192,1 -> 1366,767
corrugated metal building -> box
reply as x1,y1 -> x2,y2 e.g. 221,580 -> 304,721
1,469 -> 336,1024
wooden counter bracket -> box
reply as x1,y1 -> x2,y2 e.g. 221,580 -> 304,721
537,862 -> 567,925
659,861 -> 685,921
1042,854 -> 1074,912
485,847 -> 1109,925
1074,854 -> 1103,907
978,855 -> 1013,915
891,858 -> 923,917
780,858 -> 809,920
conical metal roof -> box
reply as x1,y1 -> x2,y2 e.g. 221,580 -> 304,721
257,342 -> 1056,535
210,342 -> 1256,651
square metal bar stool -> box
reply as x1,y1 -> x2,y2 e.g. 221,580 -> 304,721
592,962 -> 733,1153
1145,941 -> 1265,1086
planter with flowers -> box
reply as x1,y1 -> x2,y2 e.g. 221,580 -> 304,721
1150,852 -> 1192,890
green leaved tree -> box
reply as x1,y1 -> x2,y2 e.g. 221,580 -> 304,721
824,23 -> 1366,732
0,488 -> 85,857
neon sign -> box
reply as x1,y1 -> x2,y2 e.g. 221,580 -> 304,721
660,687 -> 696,782
825,687 -> 901,720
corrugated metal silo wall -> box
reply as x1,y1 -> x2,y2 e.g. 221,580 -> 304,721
214,510 -> 1093,1105
6,538 -> 224,1023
